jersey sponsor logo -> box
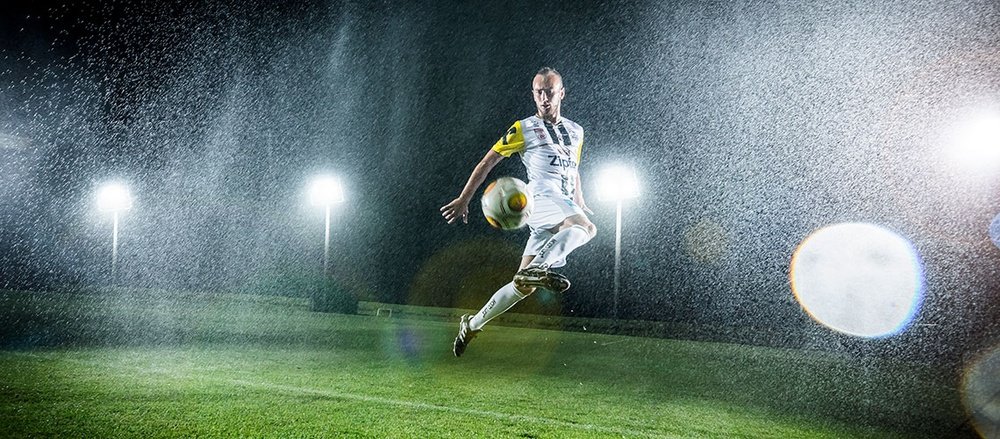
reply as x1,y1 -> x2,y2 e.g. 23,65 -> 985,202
548,155 -> 576,168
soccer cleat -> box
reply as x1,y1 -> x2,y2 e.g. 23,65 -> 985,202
513,264 -> 571,293
453,314 -> 481,357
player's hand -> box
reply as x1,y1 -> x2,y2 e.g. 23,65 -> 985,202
440,198 -> 470,224
578,201 -> 594,215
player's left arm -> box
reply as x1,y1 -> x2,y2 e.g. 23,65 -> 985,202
573,133 -> 593,214
574,169 -> 593,215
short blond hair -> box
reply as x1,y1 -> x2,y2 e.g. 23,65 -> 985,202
535,67 -> 561,79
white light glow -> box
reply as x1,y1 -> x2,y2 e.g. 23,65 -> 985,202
96,183 -> 132,213
596,165 -> 640,202
790,223 -> 923,338
951,110 -> 1000,169
309,175 -> 346,207
0,133 -> 29,150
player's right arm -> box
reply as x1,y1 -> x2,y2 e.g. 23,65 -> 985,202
440,149 -> 504,224
441,121 -> 526,224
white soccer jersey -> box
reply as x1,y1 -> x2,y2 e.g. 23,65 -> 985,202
491,115 -> 584,199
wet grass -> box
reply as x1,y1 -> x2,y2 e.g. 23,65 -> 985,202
0,289 -> 969,438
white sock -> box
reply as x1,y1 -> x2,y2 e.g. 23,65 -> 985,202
469,282 -> 526,330
532,225 -> 592,268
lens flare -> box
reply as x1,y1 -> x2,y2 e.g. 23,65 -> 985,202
790,223 -> 923,338
963,345 -> 1000,438
378,320 -> 431,368
682,218 -> 729,264
990,213 -> 1000,250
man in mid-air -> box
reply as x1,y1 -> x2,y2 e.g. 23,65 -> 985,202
440,67 -> 597,357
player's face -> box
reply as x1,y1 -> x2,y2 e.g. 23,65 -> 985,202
532,73 -> 565,121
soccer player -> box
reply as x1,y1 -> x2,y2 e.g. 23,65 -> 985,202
440,67 -> 597,357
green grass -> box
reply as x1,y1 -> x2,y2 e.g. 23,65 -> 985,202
0,289 -> 969,438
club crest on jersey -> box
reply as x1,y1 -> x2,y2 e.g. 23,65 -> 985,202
533,128 -> 547,140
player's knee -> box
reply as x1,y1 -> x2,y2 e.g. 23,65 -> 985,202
564,216 -> 596,239
573,221 -> 596,239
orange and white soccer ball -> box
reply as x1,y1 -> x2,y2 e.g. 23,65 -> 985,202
481,177 -> 532,230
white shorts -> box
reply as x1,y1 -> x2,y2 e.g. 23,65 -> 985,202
522,195 -> 585,267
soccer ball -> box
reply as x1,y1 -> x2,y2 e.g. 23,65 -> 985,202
481,177 -> 532,230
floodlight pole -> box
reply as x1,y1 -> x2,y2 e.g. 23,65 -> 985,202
323,204 -> 331,276
613,199 -> 623,319
310,175 -> 343,279
111,210 -> 120,284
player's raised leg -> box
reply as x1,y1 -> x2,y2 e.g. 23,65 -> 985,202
534,216 -> 596,267
514,214 -> 596,292
454,256 -> 537,357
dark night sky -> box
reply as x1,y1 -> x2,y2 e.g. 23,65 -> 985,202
2,0 -> 999,361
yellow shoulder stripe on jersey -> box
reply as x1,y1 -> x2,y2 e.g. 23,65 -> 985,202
491,120 -> 525,157
576,133 -> 584,163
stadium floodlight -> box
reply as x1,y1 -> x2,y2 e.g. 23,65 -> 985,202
309,175 -> 346,207
596,166 -> 641,203
308,175 -> 346,275
597,165 -> 640,319
96,182 -> 132,284
97,183 -> 133,213
952,110 -> 1000,167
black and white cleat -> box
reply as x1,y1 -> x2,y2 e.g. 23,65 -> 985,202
453,314 -> 481,357
513,264 -> 571,293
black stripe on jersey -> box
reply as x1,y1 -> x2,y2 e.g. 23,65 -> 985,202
543,123 -> 571,157
543,122 -> 573,157
543,123 -> 560,146
556,124 -> 573,147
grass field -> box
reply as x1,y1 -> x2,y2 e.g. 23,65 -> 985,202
0,289 -> 972,438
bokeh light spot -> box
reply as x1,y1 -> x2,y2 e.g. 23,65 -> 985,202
683,219 -> 729,264
790,223 -> 923,338
380,321 -> 429,368
990,213 -> 1000,251
963,345 -> 1000,438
